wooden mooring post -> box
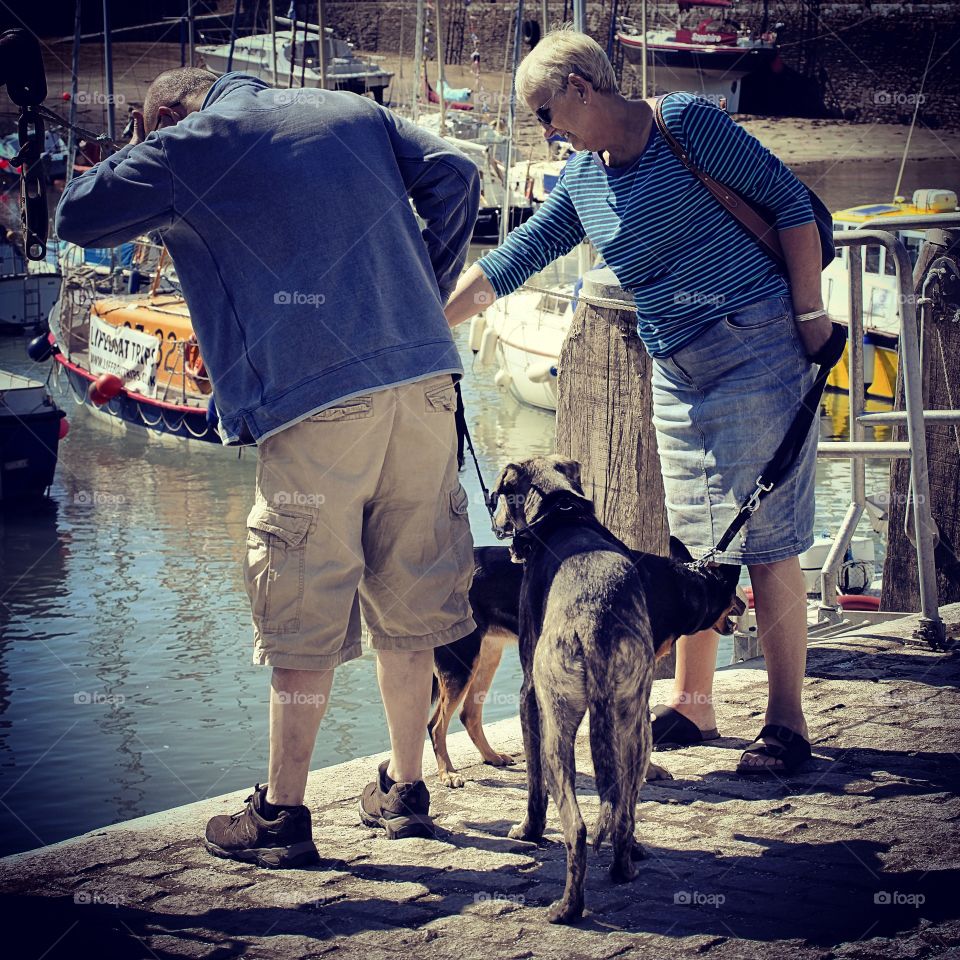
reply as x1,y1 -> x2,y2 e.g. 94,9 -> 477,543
553,268 -> 674,679
881,230 -> 960,614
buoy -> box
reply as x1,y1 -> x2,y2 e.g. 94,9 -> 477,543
58,416 -> 69,439
27,333 -> 53,362
493,369 -> 512,390
88,373 -> 123,406
478,327 -> 499,366
468,314 -> 486,352
526,360 -> 557,383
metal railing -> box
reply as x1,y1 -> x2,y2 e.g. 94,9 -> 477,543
735,221 -> 959,657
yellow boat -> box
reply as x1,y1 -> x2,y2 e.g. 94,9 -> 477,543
822,188 -> 957,400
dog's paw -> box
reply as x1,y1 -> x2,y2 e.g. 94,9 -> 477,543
507,820 -> 544,843
546,897 -> 584,925
630,838 -> 649,861
645,761 -> 674,782
483,752 -> 517,767
437,770 -> 465,788
609,858 -> 639,884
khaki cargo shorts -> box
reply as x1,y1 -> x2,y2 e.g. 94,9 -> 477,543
242,374 -> 476,669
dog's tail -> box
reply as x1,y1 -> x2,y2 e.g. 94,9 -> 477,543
588,687 -> 620,854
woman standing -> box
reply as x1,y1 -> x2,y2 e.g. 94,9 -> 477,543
444,28 -> 832,774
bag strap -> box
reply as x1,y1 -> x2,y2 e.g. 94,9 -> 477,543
653,93 -> 786,268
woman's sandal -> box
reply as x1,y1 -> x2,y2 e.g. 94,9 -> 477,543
651,704 -> 720,746
737,723 -> 812,775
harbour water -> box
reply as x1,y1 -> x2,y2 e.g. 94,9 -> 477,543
0,154 -> 955,858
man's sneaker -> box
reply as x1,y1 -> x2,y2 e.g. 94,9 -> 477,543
204,784 -> 320,868
359,760 -> 435,839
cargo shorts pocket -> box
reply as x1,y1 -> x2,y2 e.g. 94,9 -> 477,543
307,396 -> 373,422
243,507 -> 312,634
449,484 -> 472,572
425,381 -> 457,413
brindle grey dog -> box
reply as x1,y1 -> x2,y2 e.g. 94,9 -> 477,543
491,455 -> 742,925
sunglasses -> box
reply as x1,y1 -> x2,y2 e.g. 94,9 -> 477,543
534,70 -> 592,128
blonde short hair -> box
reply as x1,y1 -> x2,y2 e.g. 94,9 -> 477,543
515,26 -> 619,103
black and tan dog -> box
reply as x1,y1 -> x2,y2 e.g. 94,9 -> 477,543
488,454 -> 743,925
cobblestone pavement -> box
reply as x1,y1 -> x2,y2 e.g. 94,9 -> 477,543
2,607 -> 959,959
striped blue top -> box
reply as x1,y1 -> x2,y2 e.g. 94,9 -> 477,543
477,93 -> 814,358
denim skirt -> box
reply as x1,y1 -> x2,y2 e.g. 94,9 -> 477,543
650,295 -> 817,565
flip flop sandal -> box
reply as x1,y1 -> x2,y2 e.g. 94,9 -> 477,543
651,704 -> 720,746
737,723 -> 812,775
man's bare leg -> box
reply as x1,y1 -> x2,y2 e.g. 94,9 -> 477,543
266,666 -> 335,806
376,648 -> 434,782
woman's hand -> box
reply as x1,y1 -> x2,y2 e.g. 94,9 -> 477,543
795,313 -> 834,359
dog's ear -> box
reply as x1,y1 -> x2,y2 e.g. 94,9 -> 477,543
549,456 -> 583,494
669,536 -> 693,563
491,462 -> 521,498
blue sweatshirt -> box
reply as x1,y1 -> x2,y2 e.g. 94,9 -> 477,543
56,74 -> 481,444
477,93 -> 813,358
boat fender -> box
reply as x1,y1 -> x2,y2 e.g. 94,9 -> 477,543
494,369 -> 512,390
58,415 -> 69,439
478,327 -> 499,366
27,333 -> 53,362
88,373 -> 123,406
526,360 -> 557,383
468,314 -> 487,353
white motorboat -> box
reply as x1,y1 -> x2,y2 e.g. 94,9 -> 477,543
198,27 -> 393,102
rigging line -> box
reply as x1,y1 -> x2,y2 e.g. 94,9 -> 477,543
893,31 -> 937,202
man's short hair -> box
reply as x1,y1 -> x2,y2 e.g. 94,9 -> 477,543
144,67 -> 218,132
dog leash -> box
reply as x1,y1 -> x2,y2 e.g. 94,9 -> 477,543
690,323 -> 848,569
454,381 -> 502,534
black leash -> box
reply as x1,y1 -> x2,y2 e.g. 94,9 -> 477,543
692,323 -> 848,567
454,381 -> 500,531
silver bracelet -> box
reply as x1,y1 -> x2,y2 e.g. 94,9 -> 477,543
795,309 -> 828,323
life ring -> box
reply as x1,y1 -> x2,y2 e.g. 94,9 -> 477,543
184,335 -> 212,395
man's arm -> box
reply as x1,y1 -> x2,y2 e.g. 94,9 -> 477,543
55,135 -> 175,247
376,106 -> 481,302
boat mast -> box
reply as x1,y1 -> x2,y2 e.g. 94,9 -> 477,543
499,0 -> 524,245
413,0 -> 424,121
268,0 -> 278,85
640,0 -> 647,97
434,0 -> 447,135
227,0 -> 241,71
102,0 -> 116,142
572,0 -> 585,32
187,0 -> 196,66
66,0 -> 81,183
315,0 -> 329,89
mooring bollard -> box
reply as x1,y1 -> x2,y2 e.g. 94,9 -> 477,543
554,267 -> 675,679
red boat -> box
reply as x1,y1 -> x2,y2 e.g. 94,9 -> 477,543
617,1 -> 781,113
